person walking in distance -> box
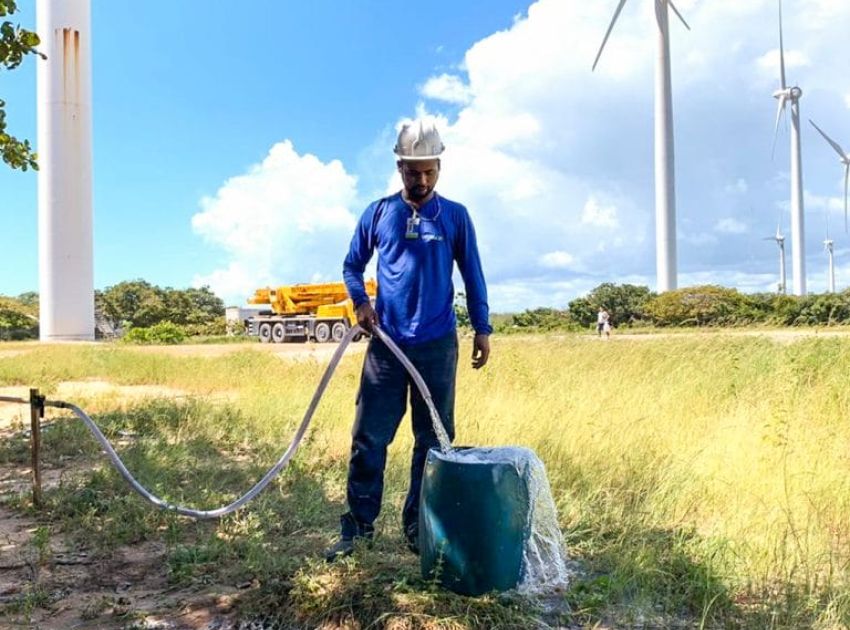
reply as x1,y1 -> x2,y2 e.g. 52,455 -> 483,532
325,119 -> 493,561
596,307 -> 610,338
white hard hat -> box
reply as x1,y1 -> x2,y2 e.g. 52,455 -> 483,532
394,119 -> 445,161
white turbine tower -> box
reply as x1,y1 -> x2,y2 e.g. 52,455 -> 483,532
771,0 -> 806,296
592,0 -> 690,293
809,119 -> 850,233
763,223 -> 787,294
36,0 -> 94,341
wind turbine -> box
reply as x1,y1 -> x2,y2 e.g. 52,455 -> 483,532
763,223 -> 787,294
809,119 -> 850,233
592,0 -> 690,293
824,236 -> 835,293
771,0 -> 806,296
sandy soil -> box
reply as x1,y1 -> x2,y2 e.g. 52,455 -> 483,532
0,421 -> 246,629
0,504 -> 242,628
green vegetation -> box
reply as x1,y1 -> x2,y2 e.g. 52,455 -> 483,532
0,293 -> 38,339
96,279 -> 225,330
2,334 -> 850,627
1,0 -> 42,171
494,284 -> 850,333
122,321 -> 188,345
1,280 -> 226,341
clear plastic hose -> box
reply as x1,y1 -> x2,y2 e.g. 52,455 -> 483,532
39,324 -> 451,519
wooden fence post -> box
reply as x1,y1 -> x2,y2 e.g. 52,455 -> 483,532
29,388 -> 43,508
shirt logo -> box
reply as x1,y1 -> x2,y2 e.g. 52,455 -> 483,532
422,233 -> 444,242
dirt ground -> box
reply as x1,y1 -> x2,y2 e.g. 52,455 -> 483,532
0,380 -> 251,628
0,340 -> 369,628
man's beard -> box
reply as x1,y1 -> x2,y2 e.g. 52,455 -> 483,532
409,185 -> 432,201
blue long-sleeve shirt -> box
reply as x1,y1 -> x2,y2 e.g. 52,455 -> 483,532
343,191 -> 492,345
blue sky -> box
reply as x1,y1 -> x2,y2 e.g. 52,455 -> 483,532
2,0 -> 850,311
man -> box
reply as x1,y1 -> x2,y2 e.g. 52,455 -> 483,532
596,307 -> 609,337
326,119 -> 492,561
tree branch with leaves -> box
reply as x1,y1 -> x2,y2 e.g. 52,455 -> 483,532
1,0 -> 44,171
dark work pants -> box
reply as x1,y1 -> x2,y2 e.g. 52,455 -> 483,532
341,332 -> 458,538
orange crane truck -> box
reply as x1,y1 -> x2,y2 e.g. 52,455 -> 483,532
245,280 -> 377,343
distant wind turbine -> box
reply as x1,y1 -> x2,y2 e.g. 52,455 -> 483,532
771,0 -> 807,296
763,223 -> 787,294
824,237 -> 835,293
809,119 -> 850,233
823,203 -> 836,293
592,0 -> 690,293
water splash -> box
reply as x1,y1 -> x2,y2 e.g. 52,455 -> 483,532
439,446 -> 572,593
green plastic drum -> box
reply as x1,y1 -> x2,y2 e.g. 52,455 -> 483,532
419,447 -> 530,596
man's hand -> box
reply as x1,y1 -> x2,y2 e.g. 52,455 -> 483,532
356,302 -> 378,334
471,334 -> 490,369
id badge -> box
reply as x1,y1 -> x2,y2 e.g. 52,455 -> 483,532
405,215 -> 420,239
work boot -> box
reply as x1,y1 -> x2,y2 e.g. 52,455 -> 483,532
324,536 -> 355,562
325,513 -> 374,563
404,523 -> 420,556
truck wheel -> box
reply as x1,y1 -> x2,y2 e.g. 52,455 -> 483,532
315,322 -> 331,343
272,323 -> 285,343
258,323 -> 272,343
331,321 -> 347,342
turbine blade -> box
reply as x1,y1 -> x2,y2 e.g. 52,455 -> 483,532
771,95 -> 787,159
809,119 -> 847,159
667,0 -> 691,30
778,0 -> 787,89
826,205 -> 830,240
593,0 -> 629,71
845,163 -> 849,233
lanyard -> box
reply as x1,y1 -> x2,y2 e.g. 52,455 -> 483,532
405,195 -> 441,239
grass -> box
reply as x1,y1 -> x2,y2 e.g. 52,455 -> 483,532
1,333 -> 850,627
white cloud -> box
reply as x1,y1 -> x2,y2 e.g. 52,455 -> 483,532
804,190 -> 844,212
191,0 -> 850,311
681,232 -> 718,246
756,49 -> 810,76
404,0 -> 850,303
539,251 -> 576,269
715,218 -> 748,234
581,196 -> 620,228
421,74 -> 473,105
191,141 -> 358,304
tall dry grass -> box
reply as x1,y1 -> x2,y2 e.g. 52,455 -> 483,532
2,333 -> 849,626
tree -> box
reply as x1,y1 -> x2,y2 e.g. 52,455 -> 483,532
568,283 -> 654,327
96,280 -> 225,330
96,280 -> 167,329
644,285 -> 753,327
1,0 -> 43,171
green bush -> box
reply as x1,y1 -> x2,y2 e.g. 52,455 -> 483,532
507,307 -> 574,331
182,318 -> 228,337
0,295 -> 38,340
643,285 -> 757,327
568,283 -> 654,327
122,321 -> 187,345
97,280 -> 224,330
